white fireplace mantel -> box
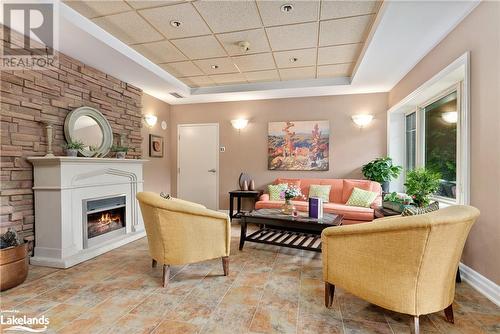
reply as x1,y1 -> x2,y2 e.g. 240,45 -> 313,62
28,156 -> 147,268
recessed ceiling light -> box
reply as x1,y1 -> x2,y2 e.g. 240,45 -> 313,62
170,20 -> 181,28
280,4 -> 294,13
289,57 -> 298,63
211,65 -> 219,69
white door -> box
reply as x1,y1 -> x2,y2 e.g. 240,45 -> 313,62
177,124 -> 219,209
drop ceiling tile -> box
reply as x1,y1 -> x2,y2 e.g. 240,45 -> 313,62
266,22 -> 318,51
126,1 -> 184,10
64,1 -> 131,19
279,67 -> 316,80
171,35 -> 227,59
182,76 -> 216,87
231,53 -> 275,72
256,0 -> 319,26
217,29 -> 270,56
160,61 -> 203,77
244,70 -> 280,83
319,15 -> 374,46
93,11 -> 163,44
139,3 -> 211,39
193,1 -> 262,33
133,40 -> 186,63
317,63 -> 353,78
194,57 -> 239,75
318,43 -> 362,65
209,73 -> 247,85
274,48 -> 316,69
321,1 -> 380,20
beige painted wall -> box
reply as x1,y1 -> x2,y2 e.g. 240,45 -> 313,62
141,93 -> 171,194
389,2 -> 500,283
170,93 -> 388,210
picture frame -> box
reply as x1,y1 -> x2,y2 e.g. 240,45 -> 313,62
149,134 -> 164,158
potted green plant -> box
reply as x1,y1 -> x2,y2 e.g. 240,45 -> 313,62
63,140 -> 84,157
362,157 -> 403,193
111,145 -> 129,159
383,192 -> 413,213
0,229 -> 28,291
404,168 -> 441,207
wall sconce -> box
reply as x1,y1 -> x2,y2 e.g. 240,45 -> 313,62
231,119 -> 249,130
442,111 -> 458,124
144,114 -> 157,127
351,114 -> 374,128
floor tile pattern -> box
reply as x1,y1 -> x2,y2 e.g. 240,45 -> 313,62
1,225 -> 499,333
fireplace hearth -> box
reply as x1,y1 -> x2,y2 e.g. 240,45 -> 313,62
83,195 -> 126,248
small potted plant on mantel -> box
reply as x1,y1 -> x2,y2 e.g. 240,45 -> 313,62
63,140 -> 84,157
362,157 -> 403,193
111,145 -> 129,159
0,229 -> 28,291
404,168 -> 441,208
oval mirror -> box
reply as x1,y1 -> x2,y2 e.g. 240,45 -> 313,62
64,107 -> 113,157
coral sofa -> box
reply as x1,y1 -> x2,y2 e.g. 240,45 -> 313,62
255,178 -> 382,224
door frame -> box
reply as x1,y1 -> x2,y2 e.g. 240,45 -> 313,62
177,123 -> 220,210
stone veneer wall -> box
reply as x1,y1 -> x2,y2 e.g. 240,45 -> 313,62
0,29 -> 143,238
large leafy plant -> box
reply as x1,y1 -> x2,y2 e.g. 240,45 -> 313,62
362,157 -> 403,183
404,168 -> 441,207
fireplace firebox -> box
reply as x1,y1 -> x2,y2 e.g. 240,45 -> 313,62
83,195 -> 126,248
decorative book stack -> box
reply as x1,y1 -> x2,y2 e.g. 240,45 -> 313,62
308,197 -> 323,219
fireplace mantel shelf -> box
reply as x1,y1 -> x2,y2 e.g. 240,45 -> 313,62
28,156 -> 148,164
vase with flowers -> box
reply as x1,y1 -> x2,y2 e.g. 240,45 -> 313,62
280,185 -> 303,215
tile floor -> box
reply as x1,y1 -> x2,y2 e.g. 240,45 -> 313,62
1,225 -> 499,334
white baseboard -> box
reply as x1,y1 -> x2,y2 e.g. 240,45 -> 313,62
459,262 -> 500,306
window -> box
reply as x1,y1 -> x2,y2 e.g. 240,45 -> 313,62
405,112 -> 416,171
423,91 -> 457,200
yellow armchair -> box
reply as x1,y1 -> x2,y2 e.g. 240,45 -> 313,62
136,192 -> 231,287
321,205 -> 479,333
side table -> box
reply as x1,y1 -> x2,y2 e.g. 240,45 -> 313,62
229,190 -> 261,221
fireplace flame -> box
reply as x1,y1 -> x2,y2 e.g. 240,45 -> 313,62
98,212 -> 121,225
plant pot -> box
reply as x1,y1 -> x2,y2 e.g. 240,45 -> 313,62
380,181 -> 390,193
116,151 -> 126,159
281,199 -> 295,215
66,149 -> 78,157
0,243 -> 28,291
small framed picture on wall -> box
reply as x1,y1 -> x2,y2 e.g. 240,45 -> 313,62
149,134 -> 164,158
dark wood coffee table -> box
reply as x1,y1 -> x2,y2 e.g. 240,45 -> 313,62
239,209 -> 343,252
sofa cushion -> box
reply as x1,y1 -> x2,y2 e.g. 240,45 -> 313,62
342,179 -> 376,203
255,201 -> 374,221
268,184 -> 287,201
346,187 -> 378,208
308,184 -> 331,202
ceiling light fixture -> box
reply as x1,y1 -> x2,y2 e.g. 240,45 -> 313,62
280,4 -> 294,13
351,114 -> 373,128
289,57 -> 298,63
170,20 -> 181,28
442,111 -> 458,124
211,65 -> 219,69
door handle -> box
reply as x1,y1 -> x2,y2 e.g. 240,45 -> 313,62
208,168 -> 216,173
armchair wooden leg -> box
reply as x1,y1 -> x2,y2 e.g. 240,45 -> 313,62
444,304 -> 454,324
222,256 -> 229,276
413,316 -> 420,334
162,264 -> 170,288
152,259 -> 157,268
324,282 -> 335,308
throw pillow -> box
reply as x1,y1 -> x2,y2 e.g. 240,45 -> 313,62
308,185 -> 331,203
346,187 -> 378,208
401,201 -> 440,216
342,180 -> 374,203
160,192 -> 170,200
268,183 -> 287,201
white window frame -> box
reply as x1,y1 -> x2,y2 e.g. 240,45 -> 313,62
387,52 -> 470,206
